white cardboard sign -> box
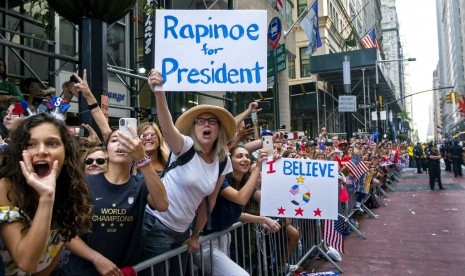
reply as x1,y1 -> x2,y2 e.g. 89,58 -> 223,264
260,158 -> 339,220
154,10 -> 267,91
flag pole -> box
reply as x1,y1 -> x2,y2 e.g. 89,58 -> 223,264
283,0 -> 316,38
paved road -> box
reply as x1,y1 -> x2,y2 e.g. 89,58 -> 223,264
310,165 -> 465,276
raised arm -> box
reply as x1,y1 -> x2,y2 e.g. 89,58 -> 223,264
221,149 -> 266,206
147,69 -> 184,155
117,126 -> 168,212
234,101 -> 260,128
73,70 -> 112,142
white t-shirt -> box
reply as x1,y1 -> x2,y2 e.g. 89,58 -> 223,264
146,136 -> 232,233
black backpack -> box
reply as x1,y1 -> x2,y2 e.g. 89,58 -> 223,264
161,145 -> 228,230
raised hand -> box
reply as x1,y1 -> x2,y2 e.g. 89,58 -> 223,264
79,124 -> 101,147
72,69 -> 92,97
117,126 -> 145,162
147,69 -> 164,92
19,150 -> 59,198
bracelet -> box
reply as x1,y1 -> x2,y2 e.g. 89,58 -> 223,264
191,228 -> 202,237
135,155 -> 151,168
88,102 -> 99,110
90,107 -> 101,114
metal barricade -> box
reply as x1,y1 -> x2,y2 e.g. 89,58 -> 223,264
132,219 -> 321,276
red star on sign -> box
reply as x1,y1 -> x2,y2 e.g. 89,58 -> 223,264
313,208 -> 322,217
295,207 -> 304,216
278,206 -> 286,215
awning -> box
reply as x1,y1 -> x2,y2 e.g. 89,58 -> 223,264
309,48 -> 401,113
453,131 -> 465,138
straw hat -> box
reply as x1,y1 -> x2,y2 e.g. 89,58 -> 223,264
175,105 -> 236,140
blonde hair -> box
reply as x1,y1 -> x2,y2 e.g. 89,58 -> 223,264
190,124 -> 229,162
138,122 -> 170,167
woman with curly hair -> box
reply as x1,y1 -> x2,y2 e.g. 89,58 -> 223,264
0,113 -> 92,275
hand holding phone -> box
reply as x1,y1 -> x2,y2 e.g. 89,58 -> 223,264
257,101 -> 271,110
244,117 -> 253,127
262,136 -> 274,159
119,118 -> 137,138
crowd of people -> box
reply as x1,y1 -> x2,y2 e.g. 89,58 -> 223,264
0,63 -> 462,276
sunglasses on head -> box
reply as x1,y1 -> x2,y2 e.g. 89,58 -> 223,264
84,158 -> 106,165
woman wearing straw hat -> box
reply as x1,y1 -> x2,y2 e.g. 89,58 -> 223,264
143,69 -> 236,275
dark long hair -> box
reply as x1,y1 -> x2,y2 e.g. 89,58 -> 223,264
0,113 -> 92,241
225,145 -> 251,190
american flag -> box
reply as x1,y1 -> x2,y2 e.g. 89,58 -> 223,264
346,155 -> 369,180
361,27 -> 379,49
275,0 -> 283,12
322,216 -> 345,253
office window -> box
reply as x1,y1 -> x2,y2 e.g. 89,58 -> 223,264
298,0 -> 307,16
288,58 -> 296,79
59,18 -> 77,72
300,47 -> 311,78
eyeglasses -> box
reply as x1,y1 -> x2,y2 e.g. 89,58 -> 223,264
2,110 -> 20,118
139,132 -> 157,140
84,158 -> 106,165
194,117 -> 219,126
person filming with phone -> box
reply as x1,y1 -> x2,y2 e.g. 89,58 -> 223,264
144,69 -> 235,276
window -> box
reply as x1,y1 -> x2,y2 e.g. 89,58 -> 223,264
300,47 -> 311,78
59,18 -> 77,72
107,22 -> 127,81
298,0 -> 307,17
288,58 -> 296,79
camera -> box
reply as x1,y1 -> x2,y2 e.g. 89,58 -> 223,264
283,131 -> 305,140
283,132 -> 296,140
120,118 -> 126,126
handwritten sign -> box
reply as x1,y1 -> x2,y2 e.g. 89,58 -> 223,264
154,10 -> 267,91
260,158 -> 339,220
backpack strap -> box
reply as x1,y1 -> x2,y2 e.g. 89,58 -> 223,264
160,145 -> 196,178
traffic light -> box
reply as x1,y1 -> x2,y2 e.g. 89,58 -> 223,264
446,93 -> 452,104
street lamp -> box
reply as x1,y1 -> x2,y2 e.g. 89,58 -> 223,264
343,55 -> 352,140
374,57 -> 416,141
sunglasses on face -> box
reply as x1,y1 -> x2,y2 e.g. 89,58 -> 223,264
84,158 -> 106,165
139,132 -> 157,140
194,117 -> 219,126
2,110 -> 20,118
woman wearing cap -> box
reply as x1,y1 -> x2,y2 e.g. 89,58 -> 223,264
144,69 -> 235,275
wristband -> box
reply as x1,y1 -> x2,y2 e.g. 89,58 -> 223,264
88,103 -> 99,111
135,155 -> 151,168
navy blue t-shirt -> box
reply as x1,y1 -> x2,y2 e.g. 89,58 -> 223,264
203,178 -> 242,235
63,173 -> 148,275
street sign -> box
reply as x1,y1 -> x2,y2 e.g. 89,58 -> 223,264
338,95 -> 357,112
358,103 -> 375,109
267,44 -> 286,77
267,17 -> 282,49
267,76 -> 274,88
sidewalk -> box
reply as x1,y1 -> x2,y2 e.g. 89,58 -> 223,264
308,165 -> 465,276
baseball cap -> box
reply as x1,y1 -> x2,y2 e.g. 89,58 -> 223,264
260,129 -> 273,137
305,141 -> 316,147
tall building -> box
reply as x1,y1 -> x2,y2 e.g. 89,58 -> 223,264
436,0 -> 465,138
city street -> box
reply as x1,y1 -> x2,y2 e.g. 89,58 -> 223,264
308,164 -> 465,276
